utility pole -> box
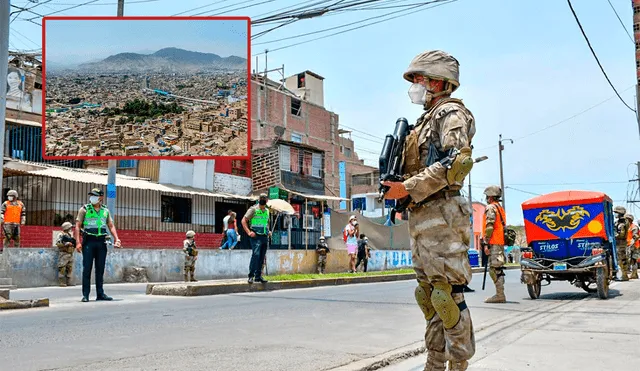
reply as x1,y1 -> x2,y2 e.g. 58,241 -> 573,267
633,0 -> 640,138
0,0 -> 10,188
498,134 -> 513,212
468,155 -> 488,252
106,0 -> 124,219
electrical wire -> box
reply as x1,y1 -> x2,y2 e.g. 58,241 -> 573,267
251,0 -> 334,20
606,0 -> 634,43
567,0 -> 636,113
254,0 -> 449,46
210,0 -> 276,16
252,0 -> 386,25
172,0 -> 235,16
25,0 -> 101,21
43,0 -> 158,5
252,0 -> 456,56
475,84 -> 636,151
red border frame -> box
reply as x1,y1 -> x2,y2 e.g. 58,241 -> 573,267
41,16 -> 252,161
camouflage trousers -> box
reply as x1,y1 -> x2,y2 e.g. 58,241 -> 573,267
616,241 -> 628,279
317,255 -> 327,273
3,224 -> 20,248
409,196 -> 475,365
184,256 -> 196,273
58,251 -> 74,280
488,244 -> 506,283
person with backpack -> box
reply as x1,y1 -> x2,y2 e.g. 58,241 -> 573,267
482,185 -> 508,304
355,234 -> 371,272
344,215 -> 359,273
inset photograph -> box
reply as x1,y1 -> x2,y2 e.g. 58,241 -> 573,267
42,17 -> 250,159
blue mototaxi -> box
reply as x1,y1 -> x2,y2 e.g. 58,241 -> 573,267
519,191 -> 618,300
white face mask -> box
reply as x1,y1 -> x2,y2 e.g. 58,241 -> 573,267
89,196 -> 100,205
8,196 -> 15,201
351,220 -> 357,225
408,83 -> 431,106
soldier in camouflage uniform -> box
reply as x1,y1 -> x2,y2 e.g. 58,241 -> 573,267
614,206 -> 630,281
383,50 -> 476,371
481,186 -> 507,304
55,222 -> 76,287
625,214 -> 640,279
316,236 -> 330,274
183,230 -> 198,282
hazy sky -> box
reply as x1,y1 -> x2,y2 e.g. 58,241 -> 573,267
45,19 -> 248,64
10,0 -> 640,224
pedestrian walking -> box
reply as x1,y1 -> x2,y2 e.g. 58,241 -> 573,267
482,185 -> 507,304
355,234 -> 371,272
382,50 -> 476,370
220,210 -> 233,248
344,215 -> 359,273
55,222 -> 76,287
75,188 -> 122,302
242,193 -> 271,284
183,230 -> 198,282
0,190 -> 26,252
316,236 -> 330,274
220,211 -> 238,250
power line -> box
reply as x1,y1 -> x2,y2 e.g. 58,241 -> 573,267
42,0 -> 158,5
252,0 -> 384,25
475,84 -> 636,151
251,0 -> 333,20
172,0 -> 234,16
566,0 -> 635,113
25,0 -> 101,21
253,0 -> 448,45
252,0 -> 455,56
209,0 -> 275,16
606,0 -> 633,43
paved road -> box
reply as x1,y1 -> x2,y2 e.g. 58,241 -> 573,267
1,271 -> 638,371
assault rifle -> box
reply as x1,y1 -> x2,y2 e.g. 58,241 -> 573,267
481,240 -> 488,290
378,118 -> 413,224
60,234 -> 77,247
185,243 -> 198,257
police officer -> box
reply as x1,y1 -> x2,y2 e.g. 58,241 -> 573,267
613,206 -> 630,282
482,186 -> 507,304
0,190 -> 26,251
242,193 -> 271,284
382,50 -> 476,371
75,188 -> 122,302
625,214 -> 639,279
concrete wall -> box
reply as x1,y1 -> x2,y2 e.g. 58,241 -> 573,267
213,172 -> 252,196
2,247 -> 413,288
158,160 -> 215,191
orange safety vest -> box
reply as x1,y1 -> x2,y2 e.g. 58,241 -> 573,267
3,201 -> 24,224
483,202 -> 505,245
629,225 -> 640,248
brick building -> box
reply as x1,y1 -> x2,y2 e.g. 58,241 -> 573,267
250,70 -> 376,206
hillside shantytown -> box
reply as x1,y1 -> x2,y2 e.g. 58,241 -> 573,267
44,48 -> 248,157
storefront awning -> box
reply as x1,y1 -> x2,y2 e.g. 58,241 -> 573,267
4,160 -> 257,201
276,184 -> 350,202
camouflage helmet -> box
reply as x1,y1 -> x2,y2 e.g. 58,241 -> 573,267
6,190 -> 18,197
614,206 -> 626,215
186,230 -> 196,238
625,213 -> 634,222
61,222 -> 73,231
483,185 -> 502,198
403,50 -> 460,91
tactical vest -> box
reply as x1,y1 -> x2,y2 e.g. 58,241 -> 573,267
185,240 -> 198,256
483,203 -> 505,245
83,204 -> 109,237
250,208 -> 269,235
402,97 -> 474,180
3,200 -> 24,224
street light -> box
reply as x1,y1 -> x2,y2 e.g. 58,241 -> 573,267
469,155 -> 489,252
498,134 -> 513,211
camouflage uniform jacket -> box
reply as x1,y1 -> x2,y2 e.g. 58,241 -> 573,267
316,242 -> 330,256
616,218 -> 630,242
56,231 -> 75,253
401,97 -> 476,203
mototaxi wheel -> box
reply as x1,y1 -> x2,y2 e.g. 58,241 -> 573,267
596,266 -> 609,300
527,280 -> 541,300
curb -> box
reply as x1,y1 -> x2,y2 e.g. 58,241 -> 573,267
325,342 -> 424,371
147,266 -> 520,297
0,298 -> 49,310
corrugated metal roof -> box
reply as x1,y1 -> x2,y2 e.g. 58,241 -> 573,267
3,160 -> 256,201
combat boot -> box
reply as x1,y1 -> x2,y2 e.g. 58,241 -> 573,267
66,279 -> 75,287
184,274 -> 189,282
630,265 -> 638,280
423,350 -> 446,371
447,360 -> 469,371
190,272 -> 198,282
58,277 -> 67,287
484,276 -> 506,303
